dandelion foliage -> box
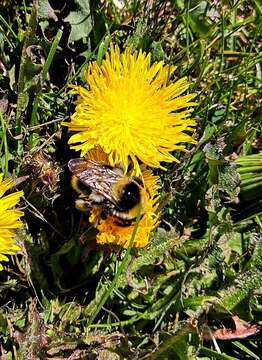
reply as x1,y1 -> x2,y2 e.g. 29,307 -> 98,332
0,0 -> 261,359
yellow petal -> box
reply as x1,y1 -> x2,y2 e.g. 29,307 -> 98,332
63,45 -> 197,171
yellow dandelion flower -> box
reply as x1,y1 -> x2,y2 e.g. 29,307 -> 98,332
63,44 -> 197,174
0,174 -> 24,271
89,165 -> 160,248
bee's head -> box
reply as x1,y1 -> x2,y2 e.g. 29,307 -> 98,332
118,182 -> 141,211
112,176 -> 144,213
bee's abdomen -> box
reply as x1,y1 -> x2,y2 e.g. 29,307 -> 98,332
71,176 -> 92,196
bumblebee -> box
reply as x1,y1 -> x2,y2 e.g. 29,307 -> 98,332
68,158 -> 146,224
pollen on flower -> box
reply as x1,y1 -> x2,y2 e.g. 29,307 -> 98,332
89,165 -> 160,248
95,209 -> 160,249
0,174 -> 24,271
63,44 -> 197,174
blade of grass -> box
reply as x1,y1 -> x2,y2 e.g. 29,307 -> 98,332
220,7 -> 225,72
30,28 -> 63,129
0,111 -> 9,177
0,14 -> 19,41
86,205 -> 142,327
0,24 -> 14,48
42,29 -> 63,82
55,33 -> 112,97
232,341 -> 260,359
199,346 -> 239,360
16,1 -> 38,155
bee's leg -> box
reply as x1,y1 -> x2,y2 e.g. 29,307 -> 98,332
101,208 -> 110,220
113,218 -> 133,227
75,199 -> 90,212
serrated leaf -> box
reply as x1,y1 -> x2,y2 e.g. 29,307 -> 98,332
249,236 -> 262,270
205,185 -> 221,214
218,269 -> 262,312
134,229 -> 182,269
229,232 -> 242,255
218,163 -> 241,199
203,138 -> 226,163
17,92 -> 29,112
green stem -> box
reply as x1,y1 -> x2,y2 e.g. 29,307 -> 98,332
86,206 -> 142,327
220,8 -> 225,72
186,0 -> 190,61
0,111 -> 9,177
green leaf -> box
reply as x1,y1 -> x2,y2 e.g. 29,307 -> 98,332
38,0 -> 58,21
150,325 -> 197,360
64,0 -> 92,43
97,38 -> 110,65
150,41 -> 166,61
183,295 -> 217,311
218,164 -> 240,200
199,346 -> 239,360
232,341 -> 260,360
218,269 -> 262,312
229,232 -> 242,255
187,1 -> 213,37
59,303 -> 82,324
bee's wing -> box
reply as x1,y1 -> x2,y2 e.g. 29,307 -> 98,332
68,158 -> 123,205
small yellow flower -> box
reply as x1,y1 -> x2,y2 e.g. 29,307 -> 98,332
89,165 -> 160,248
0,174 -> 24,271
63,45 -> 197,174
